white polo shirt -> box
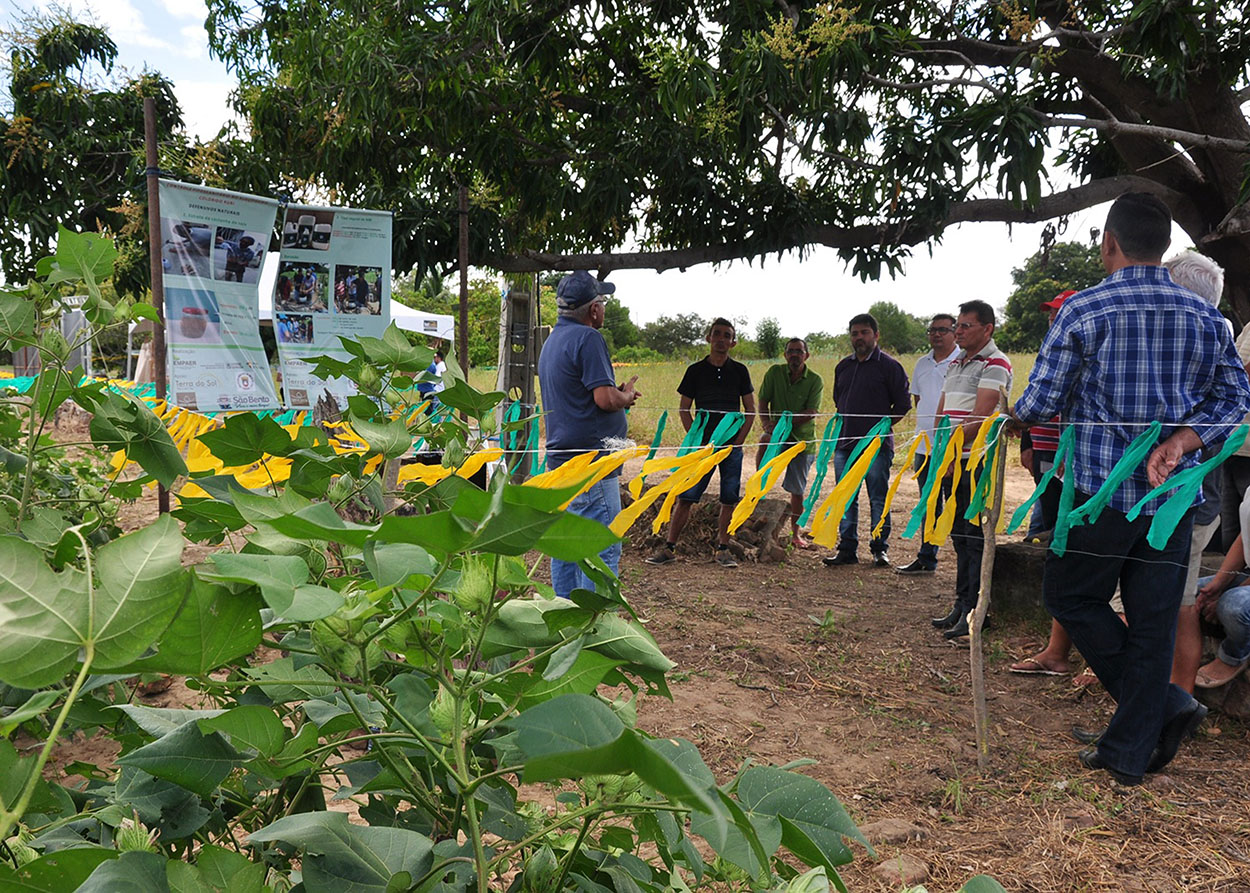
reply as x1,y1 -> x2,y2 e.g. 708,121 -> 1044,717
910,348 -> 957,455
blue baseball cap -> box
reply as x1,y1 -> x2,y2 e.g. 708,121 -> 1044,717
556,271 -> 616,309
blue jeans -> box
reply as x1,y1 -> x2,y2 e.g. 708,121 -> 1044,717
1197,574 -> 1250,666
833,444 -> 893,557
678,446 -> 744,505
913,451 -> 949,567
550,476 -> 622,599
1043,492 -> 1197,777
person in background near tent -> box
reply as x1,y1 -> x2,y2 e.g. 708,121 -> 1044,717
417,349 -> 447,402
756,338 -> 823,548
647,318 -> 755,568
896,313 -> 958,575
1011,194 -> 1250,786
823,312 -> 910,569
930,300 -> 1013,640
537,272 -> 640,599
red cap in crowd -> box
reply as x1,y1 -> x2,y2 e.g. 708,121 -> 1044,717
1039,290 -> 1078,312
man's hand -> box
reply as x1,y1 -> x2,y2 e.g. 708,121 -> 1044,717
1020,447 -> 1033,473
619,375 -> 641,407
1146,426 -> 1203,487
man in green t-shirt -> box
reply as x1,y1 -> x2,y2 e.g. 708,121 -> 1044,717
757,338 -> 824,548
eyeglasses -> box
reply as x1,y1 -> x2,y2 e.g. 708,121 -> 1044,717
927,326 -> 953,334
954,322 -> 983,330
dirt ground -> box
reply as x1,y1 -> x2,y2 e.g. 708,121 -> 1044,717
619,461 -> 1250,892
63,442 -> 1250,892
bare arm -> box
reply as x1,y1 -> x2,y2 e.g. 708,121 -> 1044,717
593,375 -> 640,412
960,388 -> 1002,440
678,395 -> 694,432
736,393 -> 756,446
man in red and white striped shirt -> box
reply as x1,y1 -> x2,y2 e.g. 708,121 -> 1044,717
930,300 -> 1013,640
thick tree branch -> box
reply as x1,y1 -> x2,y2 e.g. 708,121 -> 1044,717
1039,115 -> 1250,154
480,175 -> 1180,274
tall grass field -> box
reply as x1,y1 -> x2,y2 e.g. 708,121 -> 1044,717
469,350 -> 1039,455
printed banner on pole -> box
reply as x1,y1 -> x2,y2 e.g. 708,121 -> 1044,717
273,204 -> 392,409
157,179 -> 280,411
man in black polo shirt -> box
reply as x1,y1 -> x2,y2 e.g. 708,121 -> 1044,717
647,317 -> 755,568
823,312 -> 910,568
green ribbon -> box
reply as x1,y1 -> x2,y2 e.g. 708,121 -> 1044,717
798,415 -> 841,527
903,416 -> 952,539
964,416 -> 1008,519
638,410 -> 669,490
1065,421 -> 1162,529
677,410 -> 710,457
1127,424 -> 1249,549
526,406 -> 543,476
759,412 -> 794,490
708,411 -> 745,447
1006,424 -> 1076,533
834,417 -> 893,517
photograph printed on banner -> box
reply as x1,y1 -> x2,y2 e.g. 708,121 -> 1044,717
276,312 -> 314,344
165,287 -> 222,345
275,262 -> 330,313
282,208 -> 335,251
160,218 -> 213,279
333,265 -> 383,315
213,227 -> 266,284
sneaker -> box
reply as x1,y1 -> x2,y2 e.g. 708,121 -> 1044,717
714,549 -> 739,568
646,546 -> 676,565
822,552 -> 859,567
871,552 -> 891,569
896,559 -> 937,575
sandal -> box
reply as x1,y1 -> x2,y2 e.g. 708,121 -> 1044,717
1072,669 -> 1099,689
1009,656 -> 1069,676
1194,658 -> 1249,689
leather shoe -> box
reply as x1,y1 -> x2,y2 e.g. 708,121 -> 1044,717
1146,700 -> 1208,773
896,560 -> 936,575
1070,725 -> 1105,746
942,614 -> 992,639
1078,747 -> 1143,786
931,606 -> 963,629
822,552 -> 858,567
871,552 -> 891,568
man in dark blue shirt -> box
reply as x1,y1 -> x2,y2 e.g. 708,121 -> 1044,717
537,271 -> 640,598
824,313 -> 910,569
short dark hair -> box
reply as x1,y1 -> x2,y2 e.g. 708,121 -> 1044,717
786,337 -> 808,352
848,313 -> 878,333
1105,192 -> 1172,261
930,313 -> 955,327
707,317 -> 735,337
958,300 -> 995,326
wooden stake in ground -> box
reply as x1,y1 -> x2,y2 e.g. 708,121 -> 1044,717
969,425 -> 1007,768
143,96 -> 170,515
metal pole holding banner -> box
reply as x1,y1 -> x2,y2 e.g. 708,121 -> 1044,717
143,97 -> 170,515
458,186 -> 469,375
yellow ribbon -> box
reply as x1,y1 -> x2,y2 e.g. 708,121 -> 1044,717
871,432 -> 930,540
810,437 -> 882,549
928,426 -> 966,545
729,441 -> 807,534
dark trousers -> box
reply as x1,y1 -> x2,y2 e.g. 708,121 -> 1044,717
951,465 -> 983,613
1043,492 -> 1197,777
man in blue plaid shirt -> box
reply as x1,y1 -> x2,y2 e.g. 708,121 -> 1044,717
1013,193 -> 1250,785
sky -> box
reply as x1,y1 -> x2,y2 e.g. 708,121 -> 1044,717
5,0 -> 1185,340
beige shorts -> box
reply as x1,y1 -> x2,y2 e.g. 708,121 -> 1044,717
1107,517 -> 1219,613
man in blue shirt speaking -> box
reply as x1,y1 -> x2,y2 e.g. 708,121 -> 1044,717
538,271 -> 641,598
1012,193 -> 1250,785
